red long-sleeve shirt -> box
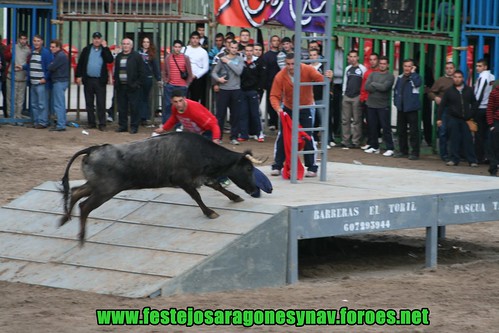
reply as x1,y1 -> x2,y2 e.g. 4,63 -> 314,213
486,85 -> 499,126
162,99 -> 221,140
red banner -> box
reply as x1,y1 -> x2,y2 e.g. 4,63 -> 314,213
214,0 -> 273,28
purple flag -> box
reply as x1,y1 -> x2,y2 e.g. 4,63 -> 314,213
270,0 -> 327,33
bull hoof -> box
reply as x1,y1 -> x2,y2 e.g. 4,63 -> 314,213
232,196 -> 244,203
59,215 -> 70,227
208,212 -> 220,219
78,233 -> 86,247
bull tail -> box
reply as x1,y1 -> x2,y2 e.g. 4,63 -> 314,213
60,146 -> 99,223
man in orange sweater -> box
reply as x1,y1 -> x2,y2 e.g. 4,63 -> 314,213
269,53 -> 333,177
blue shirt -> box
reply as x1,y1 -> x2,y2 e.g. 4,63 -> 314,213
87,46 -> 103,77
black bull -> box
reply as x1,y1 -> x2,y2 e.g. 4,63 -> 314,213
60,132 -> 261,243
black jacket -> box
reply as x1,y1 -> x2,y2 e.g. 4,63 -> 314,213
75,44 -> 114,85
241,57 -> 266,92
438,84 -> 478,121
114,50 -> 145,90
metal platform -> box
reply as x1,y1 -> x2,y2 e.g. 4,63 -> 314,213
0,163 -> 497,297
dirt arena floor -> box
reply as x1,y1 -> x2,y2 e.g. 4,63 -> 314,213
1,120 -> 498,333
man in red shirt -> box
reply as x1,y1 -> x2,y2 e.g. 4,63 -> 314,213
155,90 -> 221,143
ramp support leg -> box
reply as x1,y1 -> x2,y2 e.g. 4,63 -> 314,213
287,219 -> 299,284
425,226 -> 438,268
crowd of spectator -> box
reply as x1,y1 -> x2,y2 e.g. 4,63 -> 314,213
0,27 -> 497,177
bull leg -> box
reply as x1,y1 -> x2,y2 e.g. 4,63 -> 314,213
77,192 -> 115,245
60,183 -> 92,227
181,186 -> 219,219
205,182 -> 244,202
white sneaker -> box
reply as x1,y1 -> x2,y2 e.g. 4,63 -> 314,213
329,141 -> 336,147
230,139 -> 240,145
361,144 -> 371,150
383,150 -> 394,157
305,171 -> 317,177
364,147 -> 380,154
326,144 -> 332,150
270,169 -> 281,176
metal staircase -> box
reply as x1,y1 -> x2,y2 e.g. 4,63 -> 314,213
289,0 -> 333,182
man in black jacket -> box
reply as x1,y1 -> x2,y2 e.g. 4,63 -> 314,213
437,70 -> 478,167
114,38 -> 145,134
75,32 -> 114,130
238,43 -> 266,142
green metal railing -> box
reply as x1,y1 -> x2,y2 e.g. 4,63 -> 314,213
333,0 -> 461,36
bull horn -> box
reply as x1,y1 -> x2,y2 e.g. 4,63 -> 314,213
245,154 -> 267,164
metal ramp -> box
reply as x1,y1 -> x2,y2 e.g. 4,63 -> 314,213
0,181 -> 288,297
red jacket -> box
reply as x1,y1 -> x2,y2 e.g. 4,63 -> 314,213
486,85 -> 499,126
162,99 -> 221,140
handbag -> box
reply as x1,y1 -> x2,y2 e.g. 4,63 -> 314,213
172,55 -> 188,80
466,119 -> 478,132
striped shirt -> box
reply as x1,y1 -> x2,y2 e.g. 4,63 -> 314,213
118,54 -> 128,84
30,50 -> 44,84
168,54 -> 187,86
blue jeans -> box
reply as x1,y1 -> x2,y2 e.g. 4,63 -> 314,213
52,81 -> 68,129
239,90 -> 262,139
272,106 -> 318,173
163,84 -> 188,124
216,89 -> 242,140
447,115 -> 477,165
367,106 -> 394,150
31,83 -> 49,127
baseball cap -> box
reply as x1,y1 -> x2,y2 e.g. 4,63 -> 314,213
92,32 -> 102,39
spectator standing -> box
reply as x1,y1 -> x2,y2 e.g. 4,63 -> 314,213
75,32 -> 114,130
485,82 -> 499,176
208,33 -> 225,65
262,35 -> 281,131
29,35 -> 53,129
428,61 -> 456,161
162,39 -> 193,124
393,59 -> 422,160
341,50 -> 367,148
253,43 -> 263,58
364,56 -> 395,156
239,43 -> 266,142
211,40 -> 244,145
276,36 -> 293,69
474,59 -> 496,164
47,39 -> 69,132
154,89 -> 221,143
114,38 -> 145,134
138,37 -> 161,126
309,48 -> 326,143
238,29 -> 252,52
331,36 -> 344,143
197,24 -> 209,51
185,31 -> 209,107
5,31 -> 31,121
437,70 -> 478,167
359,53 -> 379,149
269,53 -> 333,178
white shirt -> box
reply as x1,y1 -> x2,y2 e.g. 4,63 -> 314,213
184,45 -> 209,79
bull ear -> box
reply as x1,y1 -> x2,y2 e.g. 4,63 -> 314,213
245,154 -> 266,164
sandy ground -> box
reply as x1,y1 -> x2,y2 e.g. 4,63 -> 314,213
1,120 -> 499,333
